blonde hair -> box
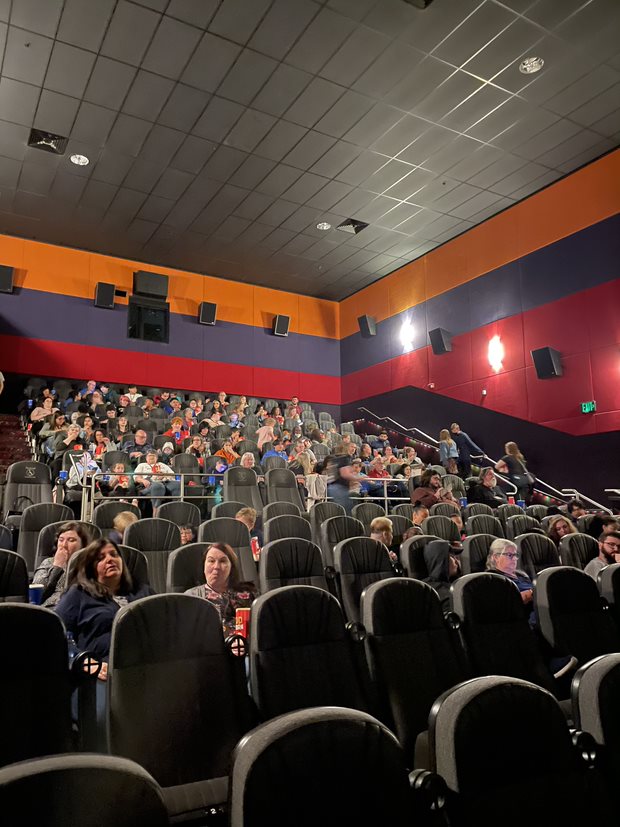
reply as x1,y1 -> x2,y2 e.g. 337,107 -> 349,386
296,451 -> 314,476
112,511 -> 139,533
236,507 -> 257,521
370,516 -> 393,535
505,441 -> 525,462
439,428 -> 454,446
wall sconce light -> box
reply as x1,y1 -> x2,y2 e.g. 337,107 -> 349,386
400,317 -> 415,353
481,389 -> 487,396
488,335 -> 504,372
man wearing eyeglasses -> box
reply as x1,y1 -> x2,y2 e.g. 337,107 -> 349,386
584,531 -> 620,581
485,538 -> 534,606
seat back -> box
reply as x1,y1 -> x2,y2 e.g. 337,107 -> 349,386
309,501 -> 345,543
229,707 -> 412,827
451,573 -> 556,693
442,474 -> 465,496
108,595 -> 254,788
514,533 -> 560,578
497,503 -> 524,524
223,467 -> 264,511
598,563 -> 620,618
400,535 -> 440,579
535,566 -> 620,664
572,653 -> 620,782
156,501 -> 201,527
421,515 -> 460,543
361,577 -> 470,760
198,517 -> 256,586
391,503 -> 415,521
333,537 -> 395,623
526,504 -> 548,520
265,468 -> 305,510
0,754 -> 169,827
262,515 -> 312,545
101,451 -> 131,472
211,501 -> 247,519
0,604 -> 72,767
429,502 -> 460,517
460,534 -> 496,574
92,501 -> 140,535
465,514 -> 504,538
430,676 -> 611,826
319,515 -> 364,568
0,549 -> 28,602
506,514 -> 540,539
262,501 -> 300,522
123,519 -> 181,593
250,586 -> 367,719
17,503 -> 74,574
388,514 -> 414,546
261,455 -> 286,472
165,543 -> 210,592
0,525 -> 12,550
351,502 -> 386,533
463,503 -> 494,519
2,461 -> 52,521
34,521 -> 101,569
259,539 -> 328,593
559,533 -> 598,570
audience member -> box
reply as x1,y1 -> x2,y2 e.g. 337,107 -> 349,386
186,435 -> 208,468
30,396 -> 59,425
100,462 -> 134,499
468,467 -> 507,507
236,507 -> 263,547
163,417 -> 188,446
108,510 -> 138,545
450,422 -> 483,478
423,539 -> 459,611
256,418 -> 276,451
438,428 -> 459,473
485,538 -> 533,608
411,504 -> 429,529
410,470 -> 457,508
369,516 -> 396,561
567,500 -> 587,522
495,442 -> 535,504
584,532 -> 620,580
214,439 -> 239,465
134,449 -> 180,509
31,521 -> 91,608
124,429 -> 152,465
368,430 -> 390,452
179,525 -> 196,545
326,445 -> 357,514
183,543 -> 256,636
262,439 -> 288,461
546,514 -> 578,547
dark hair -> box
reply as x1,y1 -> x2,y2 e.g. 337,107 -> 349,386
74,538 -> 133,598
600,531 -> 620,544
55,521 -> 92,550
202,542 -> 241,589
420,469 -> 440,488
567,499 -> 586,513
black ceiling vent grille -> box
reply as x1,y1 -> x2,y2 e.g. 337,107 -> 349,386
27,129 -> 68,155
336,218 -> 369,235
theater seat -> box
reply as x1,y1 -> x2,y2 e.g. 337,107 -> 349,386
259,539 -> 328,593
0,549 -> 28,602
390,503 -> 416,521
262,501 -> 300,522
166,543 -> 210,592
319,515 -> 364,569
460,534 -> 496,574
429,676 -> 614,826
429,502 -> 460,518
229,707 -> 416,827
514,533 -> 560,578
262,515 -> 312,544
2,461 -> 53,528
34,520 -> 100,569
351,502 -> 386,533
598,563 -> 620,625
265,469 -> 305,510
211,501 -> 246,519
559,533 -> 598,570
0,754 -> 168,827
17,503 -> 74,575
198,517 -> 257,587
333,537 -> 395,624
108,594 -> 255,823
496,503 -> 524,524
400,535 -> 440,579
224,467 -> 264,512
421,515 -> 460,543
465,514 -> 504,538
250,586 -> 368,719
156,500 -> 201,527
505,514 -> 541,539
92,501 -> 140,537
123,518 -> 181,593
463,503 -> 494,519
309,501 -> 345,544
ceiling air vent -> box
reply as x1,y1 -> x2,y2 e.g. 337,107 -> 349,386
27,129 -> 68,155
336,218 -> 369,235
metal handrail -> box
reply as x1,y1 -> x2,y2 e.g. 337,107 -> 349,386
560,488 -> 613,515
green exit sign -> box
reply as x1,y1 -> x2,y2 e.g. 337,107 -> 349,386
581,400 -> 597,414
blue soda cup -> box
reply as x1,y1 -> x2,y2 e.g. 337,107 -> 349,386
459,497 -> 468,507
58,470 -> 68,482
29,584 -> 44,605
516,499 -> 526,509
175,475 -> 181,481
27,399 -> 33,408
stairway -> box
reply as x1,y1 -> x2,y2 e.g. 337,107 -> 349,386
0,415 -> 32,476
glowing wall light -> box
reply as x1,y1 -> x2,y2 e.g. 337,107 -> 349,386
488,335 -> 505,372
400,317 -> 415,353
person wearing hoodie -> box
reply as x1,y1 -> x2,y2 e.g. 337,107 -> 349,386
423,539 -> 460,611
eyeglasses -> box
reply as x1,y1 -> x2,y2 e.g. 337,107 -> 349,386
495,551 -> 518,560
603,542 -> 620,553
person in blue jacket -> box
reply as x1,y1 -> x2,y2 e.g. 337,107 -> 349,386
450,422 -> 483,478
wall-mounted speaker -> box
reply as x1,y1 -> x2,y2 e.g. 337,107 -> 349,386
429,327 -> 452,355
358,314 -> 377,337
0,265 -> 15,294
94,282 -> 115,309
273,315 -> 290,337
198,301 -> 217,326
133,270 -> 168,300
531,346 -> 563,379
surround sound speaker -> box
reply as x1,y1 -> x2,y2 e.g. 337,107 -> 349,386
358,314 -> 377,337
94,282 -> 115,309
531,346 -> 563,379
0,265 -> 14,294
429,327 -> 452,355
198,302 -> 217,326
133,270 -> 168,300
273,315 -> 290,337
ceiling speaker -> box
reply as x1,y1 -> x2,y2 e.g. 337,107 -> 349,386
358,314 -> 377,337
0,265 -> 15,294
273,315 -> 290,337
531,346 -> 563,379
133,270 -> 168,300
94,282 -> 115,309
429,327 -> 452,355
198,301 -> 217,326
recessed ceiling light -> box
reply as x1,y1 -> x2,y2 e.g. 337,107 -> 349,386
316,221 -> 331,230
519,56 -> 544,74
70,153 -> 90,166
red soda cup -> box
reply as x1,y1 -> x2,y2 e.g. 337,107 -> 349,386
251,536 -> 261,562
235,607 -> 250,640
508,496 -> 515,505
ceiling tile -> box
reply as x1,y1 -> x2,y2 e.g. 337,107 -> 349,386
192,96 -> 244,142
56,0 -> 115,51
157,84 -> 210,132
399,0 -> 480,53
343,102 -> 403,148
136,194 -> 175,223
283,77 -> 344,128
385,167 -> 436,201
462,17 -> 543,81
411,70 -> 482,121
424,134 -> 482,175
181,32 -> 242,93
284,130 -> 336,170
100,1 -> 161,65
397,125 -> 457,166
142,15 -> 203,79
371,114 -> 428,157
310,140 -> 362,178
234,190 -> 274,220
0,76 -> 39,126
217,49 -> 279,105
10,0 -> 63,37
169,135 -> 213,174
440,84 -> 510,132
285,7 -> 355,74
229,155 -> 277,189
44,42 -> 96,99
354,39 -> 423,99
152,167 -> 194,199
84,57 -> 137,110
514,117 -> 582,160
208,0 -> 271,45
256,164 -> 304,197
468,154 -> 526,189
122,71 -> 175,122
91,150 -> 134,186
255,120 -> 307,162
306,179 -> 353,211
569,83 -> 620,129
489,161 -> 550,196
433,2 -> 517,67
49,171 -> 88,203
34,90 -> 80,136
257,198 -> 299,227
201,145 -> 248,183
70,103 -> 117,147
282,171 -> 330,204
123,159 -> 163,194
252,63 -> 313,118
320,25 -> 391,87
249,0 -> 318,61
545,65 -> 620,117
364,159 -> 413,193
0,120 -> 29,161
314,90 -> 375,139
465,95 -> 531,142
18,162 -> 56,196
225,109 -> 277,153
3,26 -> 53,86
108,187 -> 147,219
80,179 -> 118,211
336,150 -> 386,185
106,115 -> 152,157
